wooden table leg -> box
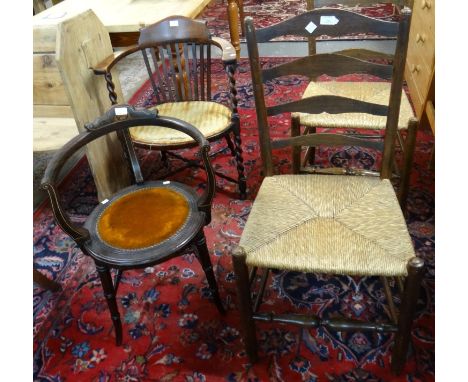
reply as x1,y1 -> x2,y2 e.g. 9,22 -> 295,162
33,269 -> 61,292
227,0 -> 241,60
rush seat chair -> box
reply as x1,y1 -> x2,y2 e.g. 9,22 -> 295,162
93,16 -> 247,199
233,8 -> 424,375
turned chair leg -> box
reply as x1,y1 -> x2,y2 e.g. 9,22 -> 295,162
391,257 -> 425,374
232,246 -> 258,363
195,233 -> 225,314
398,119 -> 418,211
96,262 -> 123,346
232,121 -> 247,199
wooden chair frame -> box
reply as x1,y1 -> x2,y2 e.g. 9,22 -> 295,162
234,8 -> 424,375
41,105 -> 225,345
93,16 -> 247,199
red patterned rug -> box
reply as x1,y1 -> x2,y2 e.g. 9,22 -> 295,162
201,0 -> 400,41
33,58 -> 434,381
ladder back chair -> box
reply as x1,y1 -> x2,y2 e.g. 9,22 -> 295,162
41,105 -> 225,345
233,8 -> 424,375
93,16 -> 246,199
281,5 -> 418,209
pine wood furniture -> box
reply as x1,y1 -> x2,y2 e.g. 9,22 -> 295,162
41,105 -> 225,345
404,0 -> 435,154
234,8 -> 424,375
93,16 -> 246,198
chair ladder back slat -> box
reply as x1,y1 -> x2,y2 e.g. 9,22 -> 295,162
245,17 -> 274,176
381,8 -> 412,179
262,54 -> 393,82
149,47 -> 168,103
256,9 -> 399,42
191,43 -> 200,100
271,132 -> 385,151
167,43 -> 183,101
158,47 -> 176,102
141,49 -> 162,104
266,95 -> 389,117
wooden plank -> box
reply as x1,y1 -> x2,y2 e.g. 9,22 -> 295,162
33,117 -> 79,152
33,54 -> 68,105
33,0 -> 212,51
33,104 -> 73,118
56,9 -> 130,200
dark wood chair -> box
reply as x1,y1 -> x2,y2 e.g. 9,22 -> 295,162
234,7 -> 424,375
93,16 -> 246,199
41,105 -> 225,345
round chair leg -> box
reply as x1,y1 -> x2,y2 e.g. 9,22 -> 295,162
232,246 -> 259,363
391,257 -> 425,374
96,263 -> 123,345
195,234 -> 225,314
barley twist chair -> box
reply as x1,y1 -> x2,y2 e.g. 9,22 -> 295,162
41,105 -> 225,345
93,16 -> 247,199
233,8 -> 424,375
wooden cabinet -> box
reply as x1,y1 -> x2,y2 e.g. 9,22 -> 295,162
405,0 -> 435,135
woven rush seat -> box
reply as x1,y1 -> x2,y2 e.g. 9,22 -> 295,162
239,174 -> 415,276
293,82 -> 414,130
130,101 -> 232,147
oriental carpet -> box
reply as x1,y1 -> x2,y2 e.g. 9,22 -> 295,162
33,58 -> 434,381
201,0 -> 401,42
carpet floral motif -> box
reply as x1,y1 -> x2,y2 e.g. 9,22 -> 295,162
33,58 -> 434,381
201,0 -> 400,41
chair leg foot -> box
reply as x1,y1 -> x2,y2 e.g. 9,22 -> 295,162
232,246 -> 259,363
391,257 -> 425,374
96,263 -> 123,345
195,234 -> 225,315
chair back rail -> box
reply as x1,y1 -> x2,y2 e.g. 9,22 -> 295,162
255,8 -> 399,42
245,7 -> 412,178
262,54 -> 393,82
266,95 -> 388,117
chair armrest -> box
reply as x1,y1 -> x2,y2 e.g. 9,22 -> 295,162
92,46 -> 139,74
40,182 -> 90,245
211,36 -> 237,64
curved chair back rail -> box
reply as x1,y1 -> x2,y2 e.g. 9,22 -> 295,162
41,105 -> 216,244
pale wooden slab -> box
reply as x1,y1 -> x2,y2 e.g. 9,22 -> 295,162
56,9 -> 131,200
33,0 -> 212,52
33,117 -> 79,152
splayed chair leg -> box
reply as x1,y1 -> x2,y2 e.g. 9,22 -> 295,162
96,262 -> 123,345
195,233 -> 225,314
391,257 -> 425,374
232,246 -> 259,363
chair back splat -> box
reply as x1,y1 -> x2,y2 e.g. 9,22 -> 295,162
41,105 -> 224,346
236,7 -> 425,375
